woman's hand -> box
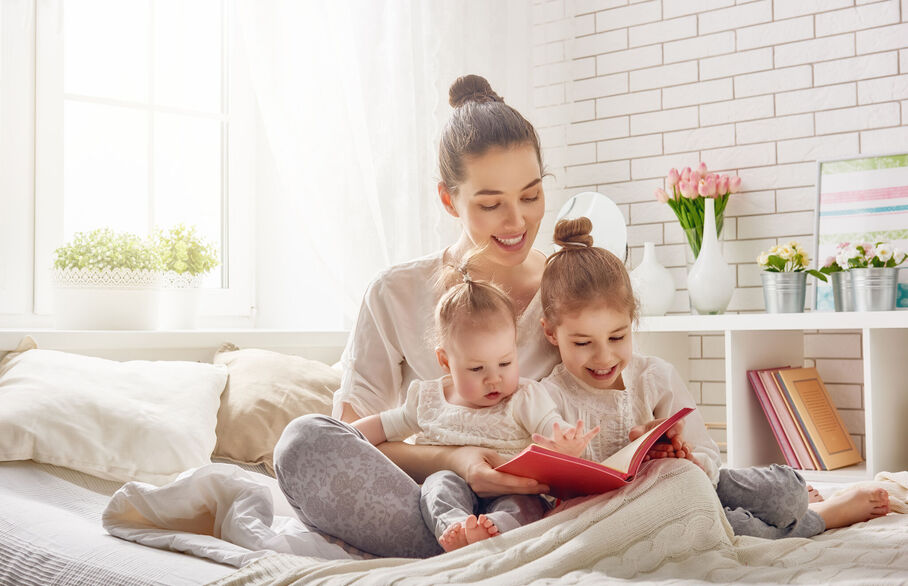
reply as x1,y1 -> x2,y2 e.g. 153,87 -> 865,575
448,445 -> 549,498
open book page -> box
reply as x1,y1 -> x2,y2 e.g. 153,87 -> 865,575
598,422 -> 666,475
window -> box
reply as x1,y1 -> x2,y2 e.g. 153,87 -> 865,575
35,0 -> 254,318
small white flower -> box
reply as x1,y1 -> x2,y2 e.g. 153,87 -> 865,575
779,245 -> 794,260
757,252 -> 769,266
876,243 -> 892,262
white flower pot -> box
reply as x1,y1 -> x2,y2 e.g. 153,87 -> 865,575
159,272 -> 203,329
53,268 -> 161,330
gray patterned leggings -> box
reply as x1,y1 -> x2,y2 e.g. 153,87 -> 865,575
717,464 -> 825,538
272,414 -> 443,558
420,470 -> 549,540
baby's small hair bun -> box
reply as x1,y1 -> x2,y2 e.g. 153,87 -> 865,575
449,74 -> 504,108
553,217 -> 594,249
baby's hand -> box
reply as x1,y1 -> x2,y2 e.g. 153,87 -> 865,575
532,420 -> 600,458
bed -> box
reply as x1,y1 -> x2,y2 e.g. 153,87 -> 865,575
1,333 -> 906,585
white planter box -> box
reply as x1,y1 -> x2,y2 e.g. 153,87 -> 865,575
53,268 -> 162,330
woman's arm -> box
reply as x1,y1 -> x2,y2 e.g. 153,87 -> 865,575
341,399 -> 544,495
352,414 -> 387,445
376,441 -> 549,497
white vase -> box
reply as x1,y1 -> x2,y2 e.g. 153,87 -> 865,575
631,242 -> 675,316
686,198 -> 734,314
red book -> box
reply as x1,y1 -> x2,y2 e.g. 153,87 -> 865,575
496,407 -> 693,500
747,368 -> 799,468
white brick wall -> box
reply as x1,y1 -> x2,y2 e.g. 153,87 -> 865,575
529,0 -> 908,453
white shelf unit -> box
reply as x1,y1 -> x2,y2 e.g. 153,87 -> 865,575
634,311 -> 908,483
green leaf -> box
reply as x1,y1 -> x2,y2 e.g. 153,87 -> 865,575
805,269 -> 827,282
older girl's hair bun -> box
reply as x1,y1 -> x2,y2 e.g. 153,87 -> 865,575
553,217 -> 594,249
449,74 -> 504,108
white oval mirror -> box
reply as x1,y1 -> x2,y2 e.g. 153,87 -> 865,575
554,192 -> 627,260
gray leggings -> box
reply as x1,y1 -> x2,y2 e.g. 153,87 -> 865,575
273,414 -> 443,558
420,470 -> 549,540
717,464 -> 825,539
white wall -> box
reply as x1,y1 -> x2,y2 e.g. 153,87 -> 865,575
529,0 -> 908,454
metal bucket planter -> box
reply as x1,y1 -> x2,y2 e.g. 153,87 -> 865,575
831,271 -> 853,312
851,268 -> 900,311
761,272 -> 807,313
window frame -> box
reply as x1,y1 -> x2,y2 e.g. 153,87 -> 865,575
33,0 -> 254,321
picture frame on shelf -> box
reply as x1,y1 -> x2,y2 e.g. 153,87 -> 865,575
814,153 -> 908,311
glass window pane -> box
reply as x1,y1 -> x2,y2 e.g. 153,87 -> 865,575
63,0 -> 149,102
154,112 -> 222,285
154,0 -> 223,113
63,101 -> 149,239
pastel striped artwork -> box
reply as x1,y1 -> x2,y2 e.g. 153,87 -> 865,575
816,154 -> 908,311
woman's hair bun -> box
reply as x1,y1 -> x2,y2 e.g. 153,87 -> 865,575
449,74 -> 504,108
553,217 -> 594,248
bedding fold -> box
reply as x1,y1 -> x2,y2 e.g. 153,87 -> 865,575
102,463 -> 356,567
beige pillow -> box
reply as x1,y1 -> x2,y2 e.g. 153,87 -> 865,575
213,343 -> 340,474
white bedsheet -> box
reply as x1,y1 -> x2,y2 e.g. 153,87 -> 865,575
0,461 -> 235,586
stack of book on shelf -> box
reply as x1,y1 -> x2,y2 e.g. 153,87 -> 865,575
747,366 -> 863,471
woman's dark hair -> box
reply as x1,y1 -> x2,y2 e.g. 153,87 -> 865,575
541,217 -> 638,326
439,74 -> 542,195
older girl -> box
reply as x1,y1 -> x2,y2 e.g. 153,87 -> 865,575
537,217 -> 890,539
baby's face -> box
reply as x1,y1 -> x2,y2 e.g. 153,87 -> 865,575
441,322 -> 519,409
544,303 -> 633,391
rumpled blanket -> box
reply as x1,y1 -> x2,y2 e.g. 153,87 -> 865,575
103,460 -> 908,585
102,463 -> 355,567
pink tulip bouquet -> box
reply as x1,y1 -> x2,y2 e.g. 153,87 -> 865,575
654,162 -> 742,258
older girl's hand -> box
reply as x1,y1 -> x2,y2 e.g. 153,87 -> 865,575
448,445 -> 549,498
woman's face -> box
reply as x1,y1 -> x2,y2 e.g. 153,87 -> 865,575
442,144 -> 545,268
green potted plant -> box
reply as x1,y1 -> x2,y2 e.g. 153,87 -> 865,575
155,224 -> 219,329
757,240 -> 826,313
53,228 -> 163,329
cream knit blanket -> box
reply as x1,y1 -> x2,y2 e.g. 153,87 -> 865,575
207,460 -> 908,585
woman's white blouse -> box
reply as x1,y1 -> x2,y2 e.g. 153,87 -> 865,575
333,249 -> 561,419
540,356 -> 722,485
380,376 -> 565,458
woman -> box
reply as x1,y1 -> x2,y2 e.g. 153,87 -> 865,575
273,74 -> 560,558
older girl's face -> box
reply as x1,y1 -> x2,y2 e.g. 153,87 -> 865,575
441,144 -> 545,268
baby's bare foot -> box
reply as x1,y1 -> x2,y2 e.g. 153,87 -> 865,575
806,484 -> 824,503
439,522 -> 469,552
463,514 -> 499,545
810,486 -> 890,529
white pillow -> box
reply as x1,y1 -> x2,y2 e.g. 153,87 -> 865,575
0,337 -> 228,485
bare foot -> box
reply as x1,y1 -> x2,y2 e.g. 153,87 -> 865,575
463,514 -> 499,545
439,522 -> 469,552
809,486 -> 890,529
807,484 -> 824,503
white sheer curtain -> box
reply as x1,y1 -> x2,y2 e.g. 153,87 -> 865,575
239,0 -> 532,329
